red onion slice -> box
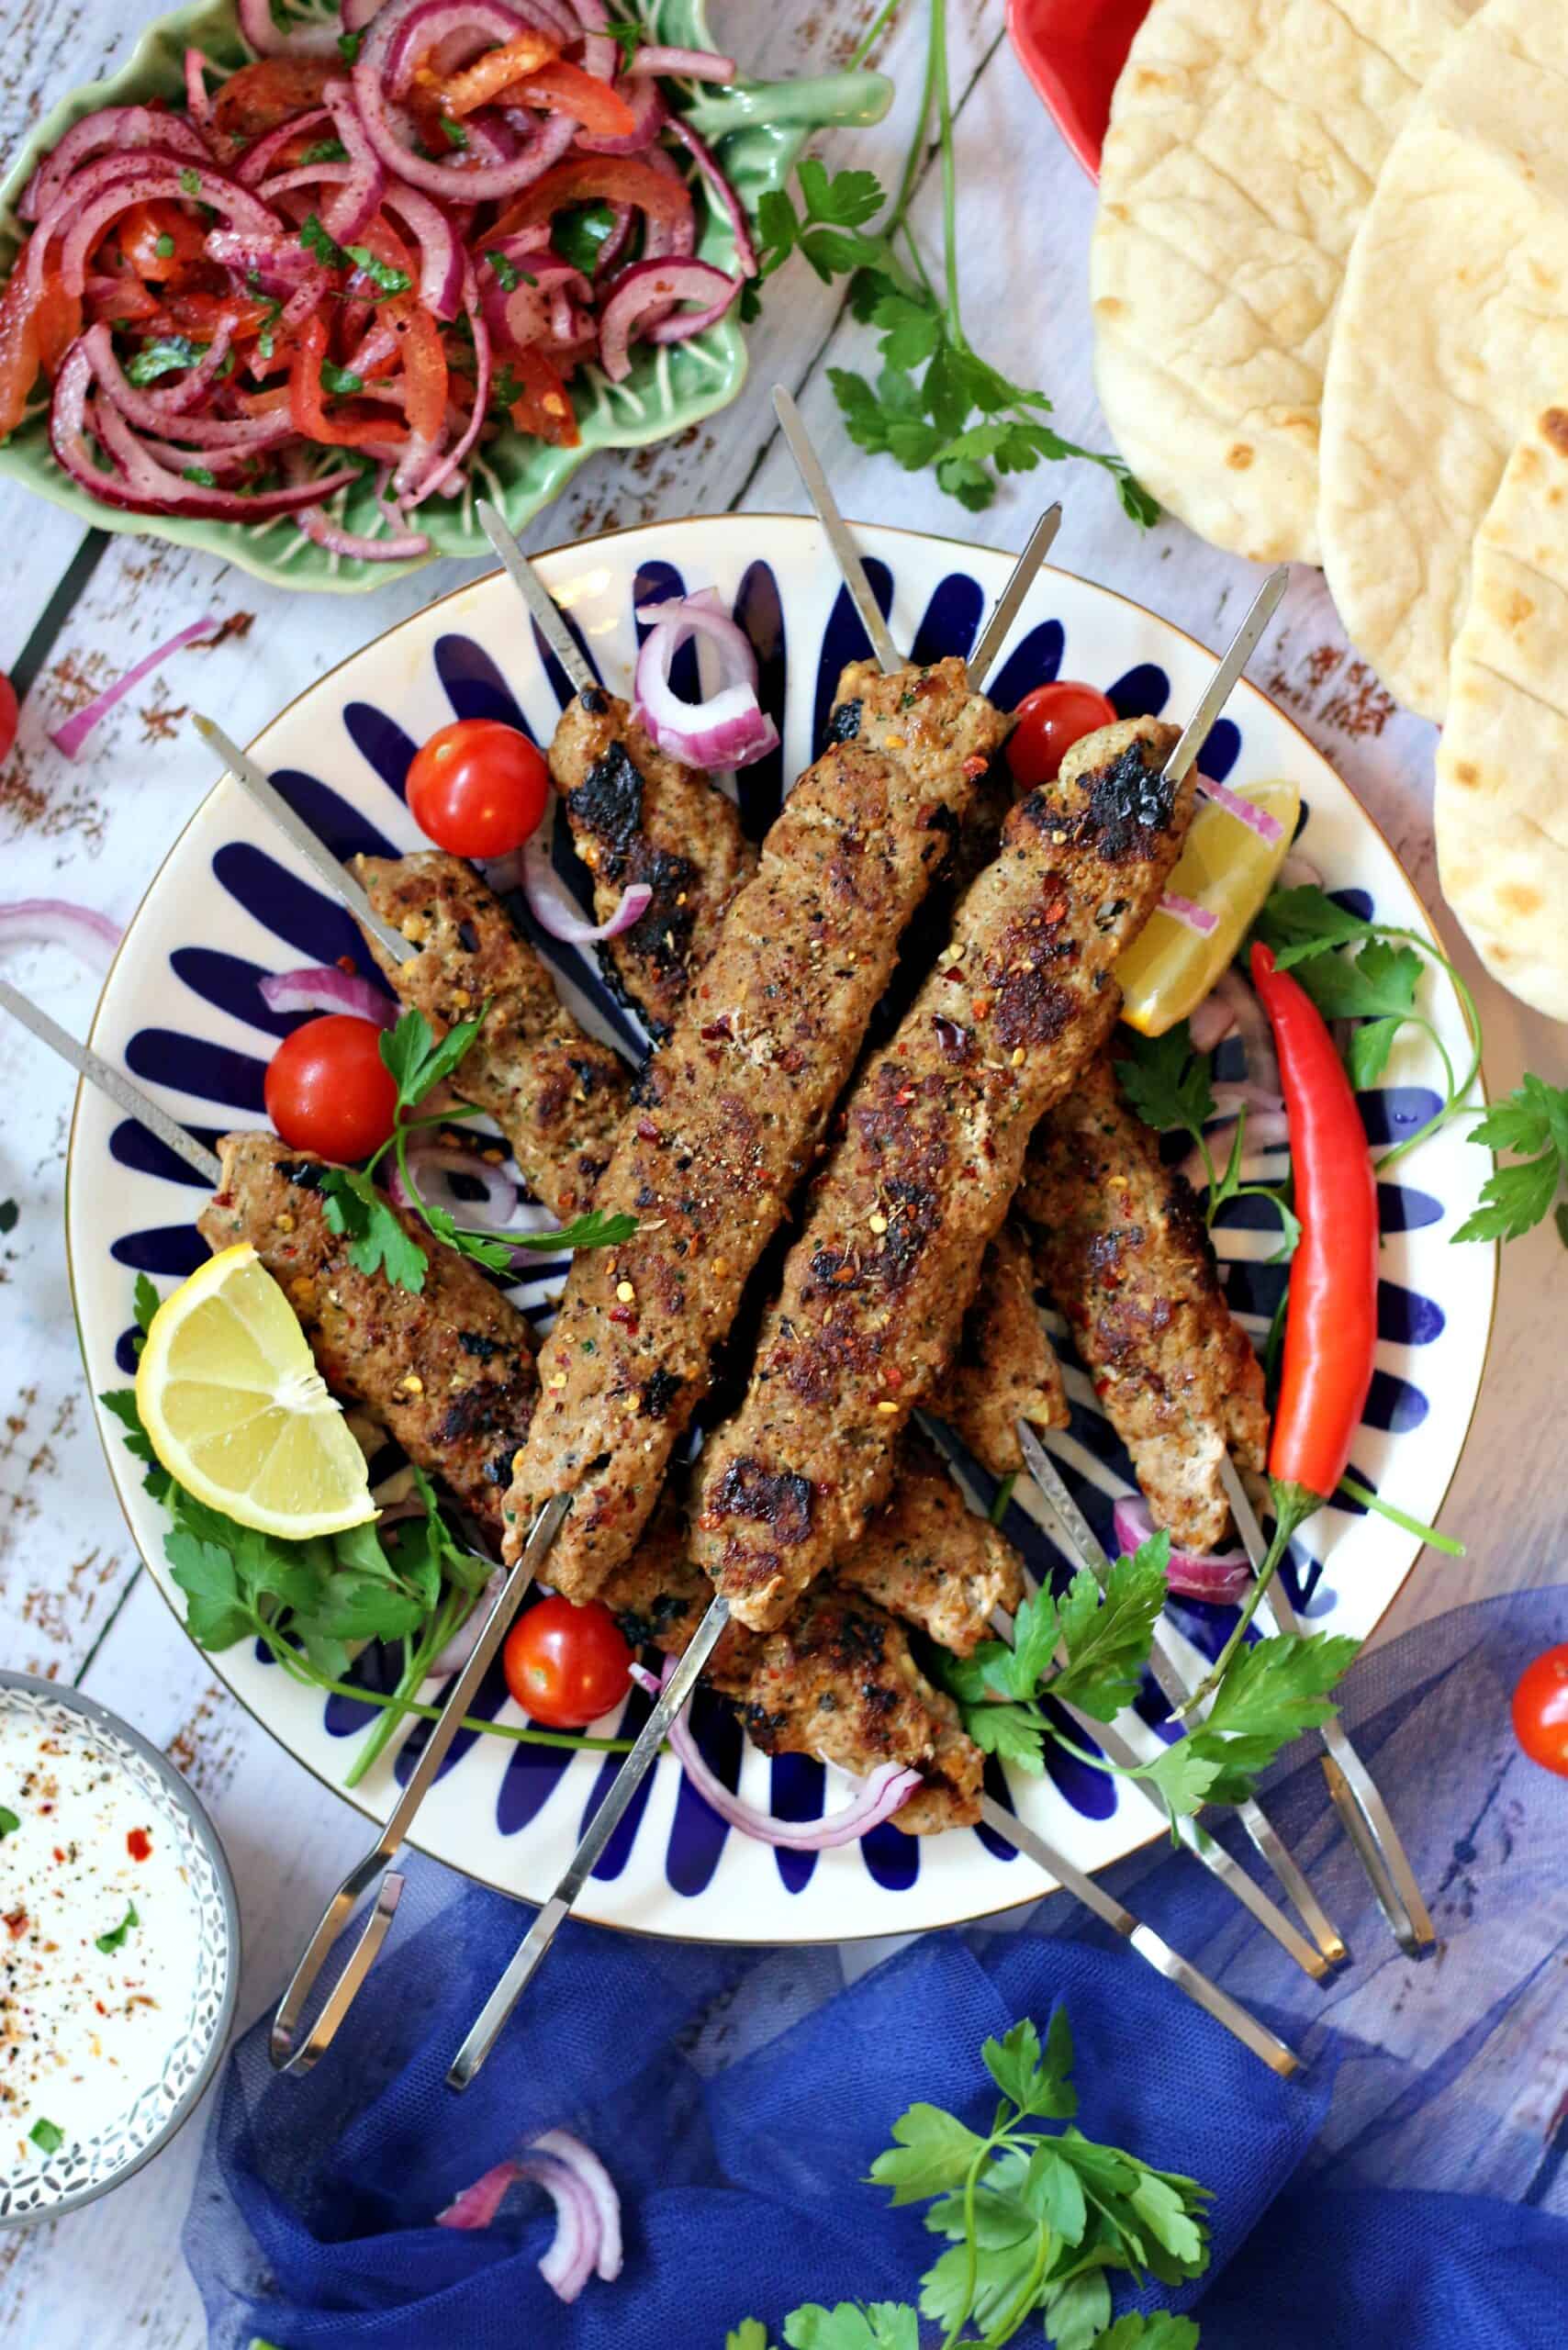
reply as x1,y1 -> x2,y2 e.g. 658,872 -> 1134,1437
633,590 -> 778,772
629,1660 -> 921,1846
426,1568 -> 504,1677
530,2131 -> 622,2282
353,0 -> 578,201
598,255 -> 738,378
56,164 -> 280,297
1212,966 -> 1281,1101
1159,890 -> 1219,937
1178,1109 -> 1291,1194
436,2140 -> 612,2304
258,965 -> 398,1024
1278,850 -> 1323,890
185,47 -> 213,128
234,0 -> 344,58
523,821 -> 652,944
235,105 -> 332,186
22,106 -> 210,222
1112,1494 -> 1253,1606
319,81 -> 387,241
387,1142 -> 519,1226
662,113 -> 756,274
626,44 -> 736,79
574,75 -> 666,156
49,617 -> 221,757
1197,776 -> 1284,845
1188,993 -> 1238,1054
0,900 -> 124,972
56,353 -> 352,520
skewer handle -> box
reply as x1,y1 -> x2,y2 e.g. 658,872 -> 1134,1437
977,1796 -> 1300,2078
1217,1455 -> 1435,1953
269,1495 -> 569,2075
447,1593 -> 732,2090
191,714 -> 415,971
0,977 -> 222,1184
476,498 -> 598,701
774,386 -> 902,677
968,505 -> 1062,689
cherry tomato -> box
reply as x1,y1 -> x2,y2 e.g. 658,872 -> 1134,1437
1008,679 -> 1118,789
264,1014 -> 398,1163
1512,1643 -> 1568,1778
406,718 -> 550,857
503,1596 -> 633,1728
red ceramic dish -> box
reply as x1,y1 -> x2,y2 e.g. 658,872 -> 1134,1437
1005,0 -> 1152,180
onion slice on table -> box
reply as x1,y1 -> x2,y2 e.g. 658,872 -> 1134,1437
632,588 -> 778,771
437,2129 -> 622,2304
522,822 -> 652,944
257,965 -> 397,1024
0,901 -> 124,973
629,1659 -> 922,1846
1112,1494 -> 1253,1606
49,615 -> 222,756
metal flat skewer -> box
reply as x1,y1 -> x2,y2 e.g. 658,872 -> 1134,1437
1217,1456 -> 1436,1954
774,385 -> 902,677
448,1595 -> 732,2090
1010,1423 -> 1344,1974
978,1795 -> 1299,2077
969,504 -> 1063,686
192,714 -> 414,969
1165,567 -> 1289,789
476,498 -> 598,701
0,977 -> 222,1184
271,1494 -> 570,2073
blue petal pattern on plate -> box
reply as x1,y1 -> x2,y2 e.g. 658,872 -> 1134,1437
85,524 -> 1473,1940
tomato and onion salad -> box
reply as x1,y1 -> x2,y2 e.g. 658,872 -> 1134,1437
407,717 -> 549,857
264,1011 -> 400,1161
0,13 -> 753,560
503,1595 -> 633,1729
1513,1645 -> 1568,1778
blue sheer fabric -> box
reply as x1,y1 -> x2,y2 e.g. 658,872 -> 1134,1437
184,1588 -> 1568,2347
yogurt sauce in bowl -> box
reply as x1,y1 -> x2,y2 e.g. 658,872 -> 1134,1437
0,1676 -> 239,2222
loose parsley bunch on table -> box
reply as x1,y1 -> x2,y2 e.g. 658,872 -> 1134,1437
729,2010 -> 1210,2349
748,0 -> 1154,523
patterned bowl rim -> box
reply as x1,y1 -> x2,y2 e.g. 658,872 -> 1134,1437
65,509 -> 1498,1942
0,1668 -> 241,2225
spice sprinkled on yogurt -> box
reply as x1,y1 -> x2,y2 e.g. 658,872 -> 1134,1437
0,1702 -> 200,2177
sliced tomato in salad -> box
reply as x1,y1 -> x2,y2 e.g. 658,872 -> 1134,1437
212,56 -> 336,141
407,718 -> 550,857
505,342 -> 579,447
389,301 -> 449,446
437,28 -> 558,117
290,311 -> 407,450
264,1013 -> 399,1163
502,1596 -> 633,1729
508,60 -> 640,139
118,200 -> 207,283
1007,679 -> 1119,789
489,152 -> 692,245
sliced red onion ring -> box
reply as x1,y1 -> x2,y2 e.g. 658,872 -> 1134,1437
1211,1079 -> 1285,1117
21,106 -> 210,222
599,255 -> 738,378
1212,965 -> 1281,1101
58,353 -> 353,520
402,264 -> 489,503
235,105 -> 331,186
523,822 -> 652,943
575,74 -> 665,156
0,900 -> 124,971
185,47 -> 213,128
1159,890 -> 1218,937
1178,1110 -> 1290,1194
426,1568 -> 504,1676
1112,1494 -> 1253,1606
387,1142 -> 519,1226
342,0 -> 388,24
663,113 -> 756,274
530,2131 -> 622,2282
1197,776 -> 1284,845
355,0 -> 577,201
319,81 -> 386,241
205,227 -> 319,287
1278,850 -> 1322,890
89,323 -> 300,443
633,589 -> 778,771
49,616 -> 221,757
630,1659 -> 921,1846
436,2135 -> 615,2303
626,43 -> 736,79
258,965 -> 398,1023
56,165 -> 281,297
289,466 -> 433,560
235,0 -> 344,58
1188,993 -> 1238,1054
382,182 -> 468,320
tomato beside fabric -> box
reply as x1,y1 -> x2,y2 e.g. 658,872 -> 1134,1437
1007,680 -> 1118,788
502,1596 -> 633,1728
1512,1644 -> 1568,1777
407,719 -> 550,856
264,1014 -> 399,1162
0,671 -> 17,765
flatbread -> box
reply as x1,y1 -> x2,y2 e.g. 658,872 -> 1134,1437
1091,0 -> 1473,565
1435,404 -> 1568,1021
1319,0 -> 1568,722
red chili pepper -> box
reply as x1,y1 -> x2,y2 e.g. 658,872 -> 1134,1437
1251,938 -> 1378,1514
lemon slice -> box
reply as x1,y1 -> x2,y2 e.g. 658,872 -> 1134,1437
135,1244 -> 375,1538
1117,777 -> 1301,1037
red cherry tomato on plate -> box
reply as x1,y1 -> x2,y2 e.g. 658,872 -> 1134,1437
503,1595 -> 633,1729
1512,1643 -> 1568,1777
264,1014 -> 398,1163
1008,679 -> 1118,789
407,718 -> 549,857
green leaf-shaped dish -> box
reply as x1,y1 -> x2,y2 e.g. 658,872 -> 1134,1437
0,1 -> 890,590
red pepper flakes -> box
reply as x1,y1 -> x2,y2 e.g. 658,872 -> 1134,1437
127,1827 -> 152,1862
5,1908 -> 27,1940
609,1305 -> 639,1330
635,1118 -> 661,1143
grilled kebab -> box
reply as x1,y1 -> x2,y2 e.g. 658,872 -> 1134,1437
945,1220 -> 1068,1476
502,655 -> 1012,1591
693,714 -> 1194,1631
1020,1048 -> 1269,1551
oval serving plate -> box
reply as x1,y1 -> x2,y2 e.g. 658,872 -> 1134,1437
0,1 -> 889,591
68,514 -> 1493,1944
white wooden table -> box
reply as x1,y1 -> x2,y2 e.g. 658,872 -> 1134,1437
1,4 -> 1563,2336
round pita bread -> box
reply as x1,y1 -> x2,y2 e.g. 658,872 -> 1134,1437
1436,404 -> 1568,1021
1091,0 -> 1473,565
1319,0 -> 1568,722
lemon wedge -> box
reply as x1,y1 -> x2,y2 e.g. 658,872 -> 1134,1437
135,1244 -> 375,1538
1117,777 -> 1301,1037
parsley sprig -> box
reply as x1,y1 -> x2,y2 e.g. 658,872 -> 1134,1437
1456,1077 -> 1568,1247
730,2011 -> 1210,2349
929,1534 -> 1358,1830
1114,1024 -> 1300,1258
318,1007 -> 636,1294
749,1 -> 1153,522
